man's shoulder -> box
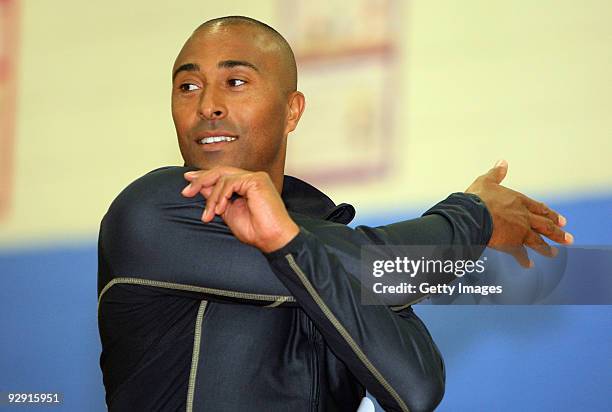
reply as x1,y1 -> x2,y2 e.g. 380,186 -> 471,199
116,165 -> 194,201
135,165 -> 194,190
103,166 -> 200,220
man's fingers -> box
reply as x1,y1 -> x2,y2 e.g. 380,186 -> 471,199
497,245 -> 533,268
524,231 -> 558,258
202,174 -> 251,221
183,170 -> 199,180
182,180 -> 207,197
482,159 -> 508,184
202,176 -> 229,222
530,214 -> 573,244
182,166 -> 244,197
182,170 -> 220,197
524,196 -> 566,227
215,176 -> 244,216
214,172 -> 274,217
181,181 -> 199,197
200,187 -> 213,198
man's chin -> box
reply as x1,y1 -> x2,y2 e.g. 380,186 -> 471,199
183,155 -> 244,171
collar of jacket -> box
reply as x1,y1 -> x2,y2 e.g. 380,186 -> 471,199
281,175 -> 356,225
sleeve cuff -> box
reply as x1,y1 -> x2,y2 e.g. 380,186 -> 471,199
263,227 -> 310,261
422,192 -> 494,245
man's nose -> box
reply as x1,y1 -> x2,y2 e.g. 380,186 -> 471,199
198,87 -> 226,120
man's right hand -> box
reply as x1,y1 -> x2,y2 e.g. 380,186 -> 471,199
465,160 -> 574,268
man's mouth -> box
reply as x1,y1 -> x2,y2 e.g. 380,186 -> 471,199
193,133 -> 239,152
198,136 -> 237,145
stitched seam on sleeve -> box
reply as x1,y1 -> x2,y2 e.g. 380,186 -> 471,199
97,277 -> 294,311
186,300 -> 207,412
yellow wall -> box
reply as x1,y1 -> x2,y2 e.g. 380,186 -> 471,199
1,0 -> 610,246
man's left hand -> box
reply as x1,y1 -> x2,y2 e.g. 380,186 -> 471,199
181,167 -> 299,253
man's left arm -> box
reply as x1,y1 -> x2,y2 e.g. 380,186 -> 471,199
184,163 -> 571,412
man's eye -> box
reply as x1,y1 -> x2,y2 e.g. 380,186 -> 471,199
228,79 -> 246,87
179,83 -> 200,92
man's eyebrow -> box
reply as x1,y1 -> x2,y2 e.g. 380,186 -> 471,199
172,60 -> 259,81
173,63 -> 200,81
217,60 -> 259,72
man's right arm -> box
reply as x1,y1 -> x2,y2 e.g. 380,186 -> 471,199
97,166 -> 296,306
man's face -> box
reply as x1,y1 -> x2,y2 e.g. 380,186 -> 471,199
171,24 -> 294,175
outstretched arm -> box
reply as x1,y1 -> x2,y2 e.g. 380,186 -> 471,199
182,163 -> 572,411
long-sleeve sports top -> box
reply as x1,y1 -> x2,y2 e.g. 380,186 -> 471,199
97,166 -> 493,412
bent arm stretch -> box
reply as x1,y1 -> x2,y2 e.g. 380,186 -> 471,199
98,166 -> 492,309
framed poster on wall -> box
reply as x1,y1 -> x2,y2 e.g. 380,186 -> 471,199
279,0 -> 401,186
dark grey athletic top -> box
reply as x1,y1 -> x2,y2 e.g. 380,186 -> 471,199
97,166 -> 492,412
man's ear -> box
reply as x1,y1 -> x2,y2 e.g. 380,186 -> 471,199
284,91 -> 306,135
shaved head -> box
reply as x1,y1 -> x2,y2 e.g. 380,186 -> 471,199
192,16 -> 297,95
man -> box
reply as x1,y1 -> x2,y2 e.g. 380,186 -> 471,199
97,16 -> 572,412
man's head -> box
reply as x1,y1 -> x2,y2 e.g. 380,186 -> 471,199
171,16 -> 305,185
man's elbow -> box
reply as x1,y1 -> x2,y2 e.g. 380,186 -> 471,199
395,357 -> 445,412
380,376 -> 444,412
405,375 -> 445,412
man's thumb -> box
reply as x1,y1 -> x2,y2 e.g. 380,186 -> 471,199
488,159 -> 508,183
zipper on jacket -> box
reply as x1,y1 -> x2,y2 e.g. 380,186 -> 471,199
306,317 -> 320,412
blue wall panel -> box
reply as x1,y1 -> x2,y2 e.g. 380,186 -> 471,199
1,193 -> 610,411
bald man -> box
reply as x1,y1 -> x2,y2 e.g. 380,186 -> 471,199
97,16 -> 572,412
